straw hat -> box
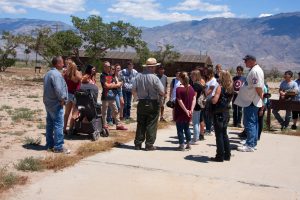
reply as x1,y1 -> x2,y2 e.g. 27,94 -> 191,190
142,58 -> 161,67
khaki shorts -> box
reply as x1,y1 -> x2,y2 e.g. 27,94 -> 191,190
159,97 -> 166,107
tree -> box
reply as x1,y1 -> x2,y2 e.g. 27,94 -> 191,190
24,48 -> 31,66
71,15 -> 144,64
0,32 -> 21,72
135,40 -> 151,65
152,44 -> 180,66
20,28 -> 82,65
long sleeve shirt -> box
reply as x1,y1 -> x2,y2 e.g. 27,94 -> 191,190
43,67 -> 68,112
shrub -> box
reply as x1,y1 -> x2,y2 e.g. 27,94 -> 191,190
23,136 -> 42,145
15,157 -> 43,172
0,167 -> 27,192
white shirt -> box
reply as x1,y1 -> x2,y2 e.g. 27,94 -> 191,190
206,77 -> 219,99
234,64 -> 264,107
171,79 -> 181,102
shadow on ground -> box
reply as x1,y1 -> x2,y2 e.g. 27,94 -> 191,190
22,144 -> 47,151
184,155 -> 210,163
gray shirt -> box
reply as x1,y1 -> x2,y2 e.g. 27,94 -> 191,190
132,70 -> 164,100
280,80 -> 299,100
43,67 -> 68,112
157,74 -> 168,92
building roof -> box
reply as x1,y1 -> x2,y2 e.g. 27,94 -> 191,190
78,50 -> 212,64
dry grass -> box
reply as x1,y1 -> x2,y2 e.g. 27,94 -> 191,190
275,130 -> 300,137
0,167 -> 28,193
41,155 -> 81,172
41,131 -> 135,172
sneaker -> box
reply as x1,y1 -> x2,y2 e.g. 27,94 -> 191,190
237,145 -> 254,152
103,125 -> 109,129
116,125 -> 128,130
177,144 -> 185,151
54,148 -> 71,154
107,121 -> 114,126
291,124 -> 297,130
240,140 -> 246,145
205,131 -> 212,136
186,144 -> 192,150
281,123 -> 287,130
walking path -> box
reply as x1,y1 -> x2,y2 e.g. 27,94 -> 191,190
9,126 -> 300,200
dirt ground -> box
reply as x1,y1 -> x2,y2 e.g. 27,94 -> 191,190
0,67 -> 174,181
0,66 -> 289,197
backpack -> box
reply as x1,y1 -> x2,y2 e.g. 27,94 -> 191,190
196,84 -> 207,109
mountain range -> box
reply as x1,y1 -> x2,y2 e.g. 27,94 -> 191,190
1,12 -> 300,71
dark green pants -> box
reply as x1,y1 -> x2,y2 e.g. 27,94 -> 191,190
134,100 -> 160,146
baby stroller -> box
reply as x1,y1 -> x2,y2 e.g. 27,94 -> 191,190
70,89 -> 109,141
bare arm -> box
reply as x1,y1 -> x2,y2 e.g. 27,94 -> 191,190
169,86 -> 173,99
211,86 -> 221,104
206,85 -> 215,97
190,95 -> 196,114
255,87 -> 263,100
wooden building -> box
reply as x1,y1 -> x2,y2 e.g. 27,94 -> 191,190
75,51 -> 213,76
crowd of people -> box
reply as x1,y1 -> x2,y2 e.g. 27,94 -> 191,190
43,54 -> 300,162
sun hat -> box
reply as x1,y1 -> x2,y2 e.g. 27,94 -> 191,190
142,58 -> 161,67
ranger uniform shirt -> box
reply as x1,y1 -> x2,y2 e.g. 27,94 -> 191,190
132,70 -> 164,100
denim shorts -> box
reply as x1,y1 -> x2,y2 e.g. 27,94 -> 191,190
67,93 -> 75,103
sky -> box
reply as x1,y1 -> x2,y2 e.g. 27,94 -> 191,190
0,0 -> 299,27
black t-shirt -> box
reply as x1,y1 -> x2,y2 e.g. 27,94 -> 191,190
100,72 -> 116,101
192,82 -> 204,111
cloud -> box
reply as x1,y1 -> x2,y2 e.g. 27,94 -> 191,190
0,0 -> 86,14
1,5 -> 27,14
169,0 -> 229,12
89,9 -> 101,16
108,0 -> 235,22
259,13 -> 273,18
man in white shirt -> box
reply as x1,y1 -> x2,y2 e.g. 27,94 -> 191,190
234,55 -> 264,152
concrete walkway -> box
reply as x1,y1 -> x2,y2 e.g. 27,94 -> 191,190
9,126 -> 300,200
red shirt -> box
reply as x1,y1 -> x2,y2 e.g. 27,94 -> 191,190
64,75 -> 80,94
174,85 -> 195,123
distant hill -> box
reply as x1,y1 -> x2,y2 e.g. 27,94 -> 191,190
142,12 -> 300,71
0,18 -> 73,34
1,13 -> 300,71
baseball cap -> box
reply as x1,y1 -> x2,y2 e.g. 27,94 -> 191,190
243,55 -> 256,61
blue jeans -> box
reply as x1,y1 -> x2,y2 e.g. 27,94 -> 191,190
123,90 -> 132,119
46,106 -> 64,150
176,122 -> 191,145
244,105 -> 259,148
192,111 -> 201,141
204,108 -> 212,132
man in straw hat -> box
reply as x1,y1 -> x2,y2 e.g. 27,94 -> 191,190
132,58 -> 165,151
